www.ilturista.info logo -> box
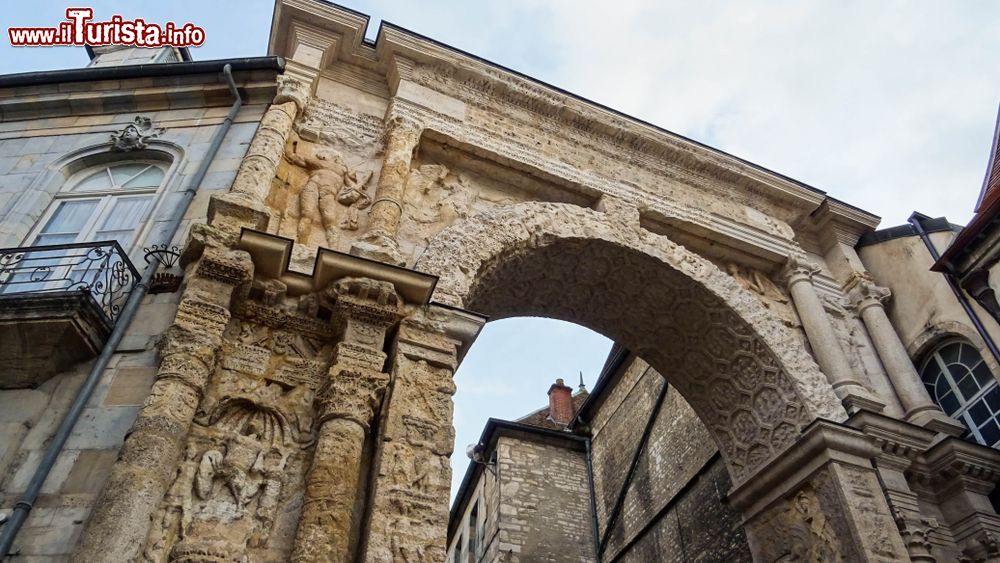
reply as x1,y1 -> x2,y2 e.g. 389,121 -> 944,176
8,8 -> 205,48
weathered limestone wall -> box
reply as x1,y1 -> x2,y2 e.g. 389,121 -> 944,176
446,434 -> 595,563
859,230 -> 1000,371
0,74 -> 270,561
496,437 -> 594,562
586,356 -> 751,562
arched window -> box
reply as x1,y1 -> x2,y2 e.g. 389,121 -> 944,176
920,339 -> 1000,448
32,160 -> 166,252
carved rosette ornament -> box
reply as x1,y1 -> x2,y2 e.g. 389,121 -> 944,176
291,277 -> 403,563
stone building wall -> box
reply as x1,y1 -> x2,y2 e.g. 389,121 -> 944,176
447,432 -> 595,563
585,355 -> 752,562
492,437 -> 594,562
859,229 -> 1000,372
0,67 -> 273,561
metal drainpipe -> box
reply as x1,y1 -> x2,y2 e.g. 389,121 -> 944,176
584,435 -> 603,563
0,64 -> 243,557
907,212 -> 1000,366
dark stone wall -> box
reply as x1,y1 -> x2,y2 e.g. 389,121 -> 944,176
587,356 -> 752,562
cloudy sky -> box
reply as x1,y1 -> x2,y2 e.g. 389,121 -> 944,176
4,1 -> 998,496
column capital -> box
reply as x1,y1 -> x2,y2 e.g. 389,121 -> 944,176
327,277 -> 404,372
273,75 -> 311,114
781,255 -> 821,287
846,275 -> 891,313
382,112 -> 423,143
316,368 -> 390,429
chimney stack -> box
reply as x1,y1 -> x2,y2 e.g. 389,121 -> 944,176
547,378 -> 574,425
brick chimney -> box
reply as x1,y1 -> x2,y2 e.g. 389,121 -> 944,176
547,378 -> 574,425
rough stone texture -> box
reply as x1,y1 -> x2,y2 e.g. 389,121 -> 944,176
491,437 -> 595,562
588,358 -> 752,562
6,2 -> 1000,561
416,201 -> 844,481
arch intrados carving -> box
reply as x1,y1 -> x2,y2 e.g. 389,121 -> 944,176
416,202 -> 844,482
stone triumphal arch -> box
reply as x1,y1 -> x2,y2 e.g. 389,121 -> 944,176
66,2 -> 1000,562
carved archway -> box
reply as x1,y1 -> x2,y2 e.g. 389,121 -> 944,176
415,201 -> 845,481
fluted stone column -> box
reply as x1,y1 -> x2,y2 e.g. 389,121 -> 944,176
208,76 -> 309,234
74,248 -> 253,562
783,256 -> 884,412
847,277 -> 964,434
351,114 -> 422,265
291,278 -> 401,563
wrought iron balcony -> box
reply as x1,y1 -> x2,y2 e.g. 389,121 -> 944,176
0,240 -> 140,388
0,240 -> 139,323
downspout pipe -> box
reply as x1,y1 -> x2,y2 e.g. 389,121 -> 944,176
584,435 -> 603,563
0,64 -> 243,557
908,212 -> 1000,366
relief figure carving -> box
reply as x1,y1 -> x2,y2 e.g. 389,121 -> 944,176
281,134 -> 374,247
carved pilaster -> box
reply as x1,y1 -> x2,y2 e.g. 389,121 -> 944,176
291,277 -> 402,563
911,438 -> 1000,563
846,275 -> 965,434
362,305 -> 485,563
75,249 -> 253,563
730,421 -> 910,562
781,256 -> 884,413
350,113 -> 422,266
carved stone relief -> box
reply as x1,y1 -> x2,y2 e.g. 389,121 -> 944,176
273,132 -> 376,249
745,464 -> 908,562
141,289 -> 335,562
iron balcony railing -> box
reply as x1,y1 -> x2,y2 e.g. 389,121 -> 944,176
0,240 -> 140,323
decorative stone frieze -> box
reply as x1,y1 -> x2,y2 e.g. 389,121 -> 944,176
730,421 -> 910,562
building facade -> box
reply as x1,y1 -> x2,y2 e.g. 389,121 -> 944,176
0,2 -> 998,562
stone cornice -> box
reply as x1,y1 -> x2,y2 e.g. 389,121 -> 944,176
810,199 -> 881,249
268,1 -> 861,222
236,228 -> 438,305
910,436 -> 1000,490
0,75 -> 277,123
845,410 -> 936,464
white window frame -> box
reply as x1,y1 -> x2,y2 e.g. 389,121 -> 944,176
920,338 -> 1000,448
26,159 -> 168,256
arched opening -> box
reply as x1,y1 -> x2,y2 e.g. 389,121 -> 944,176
420,201 -> 867,562
418,202 -> 843,483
